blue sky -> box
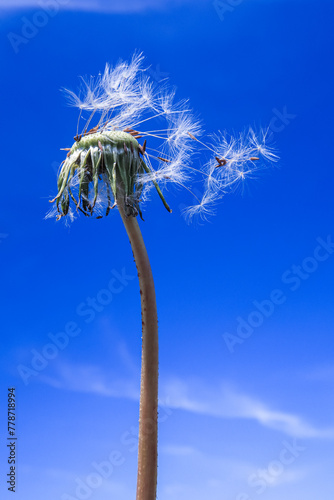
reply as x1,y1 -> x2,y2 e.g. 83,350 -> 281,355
1,0 -> 334,499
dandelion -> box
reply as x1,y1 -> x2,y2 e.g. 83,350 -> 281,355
47,53 -> 278,500
48,53 -> 276,224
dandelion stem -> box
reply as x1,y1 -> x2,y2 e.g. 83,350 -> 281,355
118,204 -> 159,500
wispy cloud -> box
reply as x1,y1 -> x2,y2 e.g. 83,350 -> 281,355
0,0 -> 311,14
39,362 -> 334,440
161,378 -> 334,439
0,0 -> 202,14
40,362 -> 140,400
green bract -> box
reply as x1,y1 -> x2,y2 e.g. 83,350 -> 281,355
51,130 -> 171,220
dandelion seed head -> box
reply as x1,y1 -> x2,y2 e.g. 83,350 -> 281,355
49,54 -> 279,223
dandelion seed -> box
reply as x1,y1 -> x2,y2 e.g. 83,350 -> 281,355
183,188 -> 220,223
249,127 -> 279,163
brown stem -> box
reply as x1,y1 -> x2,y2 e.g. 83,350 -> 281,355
118,205 -> 158,500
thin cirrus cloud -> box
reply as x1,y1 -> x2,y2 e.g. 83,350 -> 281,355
38,362 -> 334,440
39,362 -> 140,401
0,0 -> 203,13
161,377 -> 334,439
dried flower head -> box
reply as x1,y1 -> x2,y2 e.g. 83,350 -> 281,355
47,53 -> 278,223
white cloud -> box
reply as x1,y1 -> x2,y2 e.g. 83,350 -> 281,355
39,363 -> 334,439
160,378 -> 334,439
39,362 -> 140,400
0,0 -> 314,14
0,0 -> 201,14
